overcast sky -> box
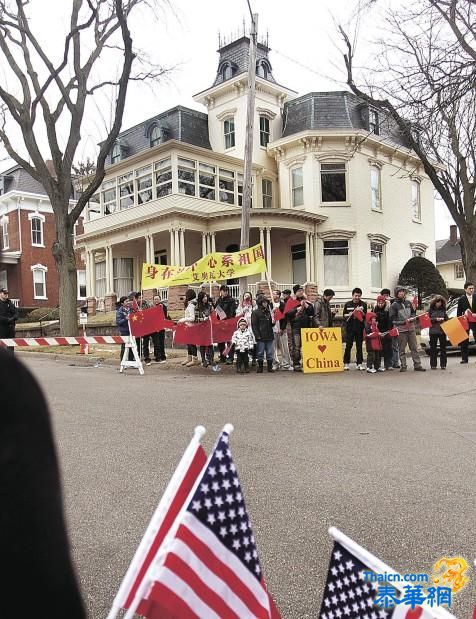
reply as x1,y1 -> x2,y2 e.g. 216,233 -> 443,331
0,0 -> 453,238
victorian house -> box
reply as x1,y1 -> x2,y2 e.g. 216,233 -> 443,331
76,34 -> 435,308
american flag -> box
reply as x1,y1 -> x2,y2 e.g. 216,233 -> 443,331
107,428 -> 207,619
319,539 -> 451,619
319,541 -> 390,619
139,429 -> 280,618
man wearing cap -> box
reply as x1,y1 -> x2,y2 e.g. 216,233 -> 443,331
389,286 -> 426,372
285,284 -> 314,371
0,288 -> 19,352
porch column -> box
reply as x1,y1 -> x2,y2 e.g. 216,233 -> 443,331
313,233 -> 318,285
259,227 -> 265,279
174,228 -> 180,264
145,235 -> 150,264
309,233 -> 315,281
266,227 -> 272,279
305,233 -> 311,282
169,228 -> 175,265
202,232 -> 207,256
105,245 -> 113,293
149,235 -> 155,264
179,228 -> 185,266
211,232 -> 216,253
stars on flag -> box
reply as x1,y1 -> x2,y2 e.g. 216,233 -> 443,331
319,542 -> 392,619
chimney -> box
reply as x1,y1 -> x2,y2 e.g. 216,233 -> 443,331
449,225 -> 458,245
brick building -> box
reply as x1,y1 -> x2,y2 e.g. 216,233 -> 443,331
0,164 -> 84,308
76,34 -> 436,309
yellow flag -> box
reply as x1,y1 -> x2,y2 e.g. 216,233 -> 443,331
141,243 -> 267,290
441,317 -> 469,346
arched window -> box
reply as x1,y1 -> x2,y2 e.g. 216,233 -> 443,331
256,60 -> 270,79
149,124 -> 161,147
111,143 -> 121,164
221,62 -> 234,81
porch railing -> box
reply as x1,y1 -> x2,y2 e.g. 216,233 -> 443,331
10,298 -> 20,307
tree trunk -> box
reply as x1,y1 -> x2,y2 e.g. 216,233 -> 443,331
52,206 -> 78,336
459,225 -> 476,285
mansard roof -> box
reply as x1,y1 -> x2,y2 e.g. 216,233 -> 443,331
106,105 -> 211,166
0,164 -> 48,196
212,36 -> 276,87
282,91 -> 411,148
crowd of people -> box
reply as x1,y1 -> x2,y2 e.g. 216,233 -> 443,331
115,281 -> 476,373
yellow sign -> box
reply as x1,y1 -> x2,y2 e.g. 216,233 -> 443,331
141,243 -> 267,290
301,327 -> 343,373
432,557 -> 469,594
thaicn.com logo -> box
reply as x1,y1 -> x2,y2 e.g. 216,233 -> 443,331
363,556 -> 470,611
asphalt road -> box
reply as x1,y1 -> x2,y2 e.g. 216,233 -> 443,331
20,353 -> 476,618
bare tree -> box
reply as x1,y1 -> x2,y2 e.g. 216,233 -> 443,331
0,0 -> 164,335
338,0 -> 476,279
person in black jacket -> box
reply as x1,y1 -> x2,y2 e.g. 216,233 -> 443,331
285,284 -> 314,372
0,350 -> 86,619
456,281 -> 476,363
343,287 -> 368,370
374,294 -> 393,370
428,295 -> 448,370
0,287 -> 19,352
215,284 -> 237,364
251,295 -> 275,373
151,295 -> 170,363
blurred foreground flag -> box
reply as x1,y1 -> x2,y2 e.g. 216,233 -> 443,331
126,425 -> 281,619
441,317 -> 469,346
106,427 -> 207,619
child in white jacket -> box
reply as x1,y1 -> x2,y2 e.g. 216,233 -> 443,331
231,318 -> 255,374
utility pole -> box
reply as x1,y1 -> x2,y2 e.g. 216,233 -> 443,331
239,12 -> 258,298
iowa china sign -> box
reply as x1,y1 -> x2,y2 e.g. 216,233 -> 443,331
301,328 -> 344,373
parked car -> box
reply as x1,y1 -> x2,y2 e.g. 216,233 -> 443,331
420,303 -> 476,354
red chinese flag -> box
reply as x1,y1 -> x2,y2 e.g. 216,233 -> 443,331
388,327 -> 399,337
412,295 -> 418,309
173,320 -> 213,347
353,309 -> 364,322
465,309 -> 476,323
365,311 -> 376,322
212,314 -> 243,343
129,305 -> 171,337
418,313 -> 432,329
458,314 -> 470,331
283,298 -> 300,314
273,307 -> 285,322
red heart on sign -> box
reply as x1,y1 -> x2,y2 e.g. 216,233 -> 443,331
318,345 -> 327,353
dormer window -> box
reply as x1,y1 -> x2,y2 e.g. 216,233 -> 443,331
220,61 -> 235,81
111,143 -> 122,164
256,59 -> 271,79
369,108 -> 380,135
149,124 -> 161,147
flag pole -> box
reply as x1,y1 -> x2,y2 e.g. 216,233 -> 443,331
123,424 -> 234,619
328,528 -> 456,619
107,426 -> 206,619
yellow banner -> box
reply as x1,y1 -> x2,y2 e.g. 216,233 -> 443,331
301,328 -> 344,373
141,243 -> 267,289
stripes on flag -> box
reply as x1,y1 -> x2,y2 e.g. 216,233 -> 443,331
106,428 -> 207,619
139,430 -> 279,619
